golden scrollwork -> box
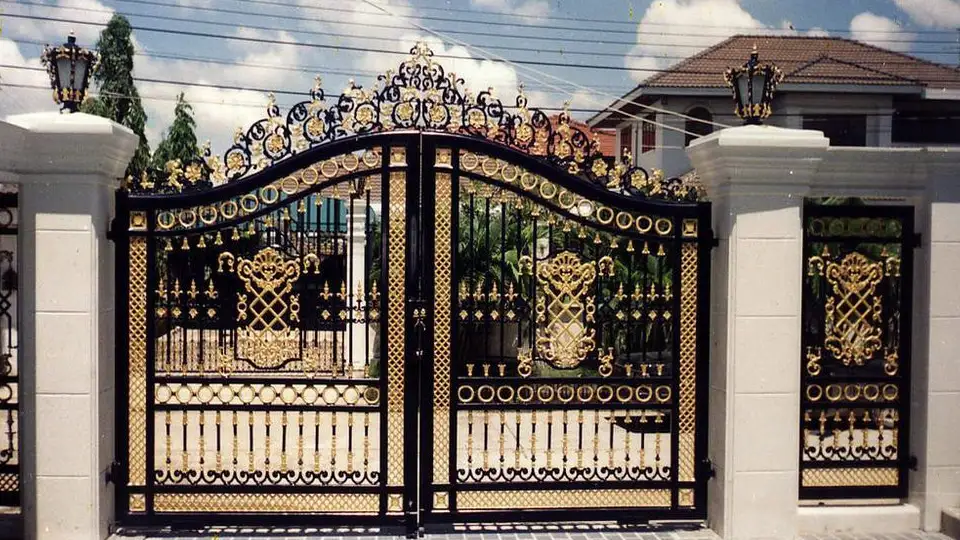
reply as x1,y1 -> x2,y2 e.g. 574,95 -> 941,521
217,247 -> 303,371
823,252 -> 884,366
534,251 -> 597,369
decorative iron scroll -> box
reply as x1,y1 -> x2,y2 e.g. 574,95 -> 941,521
129,43 -> 701,203
0,190 -> 18,510
534,251 -> 597,369
800,204 -> 913,499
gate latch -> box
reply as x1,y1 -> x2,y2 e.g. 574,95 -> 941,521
105,461 -> 122,485
699,458 -> 716,480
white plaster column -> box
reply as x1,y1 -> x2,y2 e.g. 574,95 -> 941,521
911,149 -> 960,531
0,112 -> 136,540
347,199 -> 369,374
688,125 -> 829,540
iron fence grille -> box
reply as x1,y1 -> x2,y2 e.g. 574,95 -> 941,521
799,202 -> 915,500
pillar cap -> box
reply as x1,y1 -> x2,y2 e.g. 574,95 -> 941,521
0,111 -> 138,183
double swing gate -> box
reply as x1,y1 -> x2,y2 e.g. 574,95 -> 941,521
115,44 -> 712,530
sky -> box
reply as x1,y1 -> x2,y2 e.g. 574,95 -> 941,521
1,0 -> 959,154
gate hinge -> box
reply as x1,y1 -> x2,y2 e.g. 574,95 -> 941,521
908,455 -> 919,471
699,458 -> 716,480
105,461 -> 122,485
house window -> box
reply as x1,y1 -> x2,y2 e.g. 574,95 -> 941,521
803,115 -> 867,147
619,125 -> 633,160
641,114 -> 656,153
892,112 -> 960,144
684,107 -> 713,147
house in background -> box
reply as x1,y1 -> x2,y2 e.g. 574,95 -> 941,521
587,35 -> 960,179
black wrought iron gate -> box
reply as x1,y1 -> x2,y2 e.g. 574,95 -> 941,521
115,44 -> 712,531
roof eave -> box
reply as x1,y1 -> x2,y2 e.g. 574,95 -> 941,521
585,85 -> 646,128
922,88 -> 960,101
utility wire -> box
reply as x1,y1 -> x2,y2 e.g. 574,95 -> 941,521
5,1 -> 960,54
9,0 -> 958,64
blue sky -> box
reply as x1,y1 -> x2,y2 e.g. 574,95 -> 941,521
2,0 -> 958,152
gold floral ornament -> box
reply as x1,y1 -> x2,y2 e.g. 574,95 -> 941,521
534,251 -> 598,369
127,42 -> 699,202
822,252 -> 885,367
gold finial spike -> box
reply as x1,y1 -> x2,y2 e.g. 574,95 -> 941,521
313,75 -> 323,92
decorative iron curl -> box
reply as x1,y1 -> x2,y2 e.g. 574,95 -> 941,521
129,42 -> 703,203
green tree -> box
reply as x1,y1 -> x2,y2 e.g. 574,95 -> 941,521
151,92 -> 200,169
81,14 -> 150,178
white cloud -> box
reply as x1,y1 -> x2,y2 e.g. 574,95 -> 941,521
849,12 -> 914,52
0,38 -> 54,116
624,0 -> 765,83
471,0 -> 550,23
893,0 -> 960,28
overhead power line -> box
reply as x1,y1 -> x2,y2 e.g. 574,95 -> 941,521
5,0 -> 960,54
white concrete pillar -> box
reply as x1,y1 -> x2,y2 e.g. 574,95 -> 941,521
0,112 -> 136,540
912,149 -> 960,531
347,199 -> 368,374
688,125 -> 829,540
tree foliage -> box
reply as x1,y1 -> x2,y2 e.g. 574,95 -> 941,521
80,14 -> 150,178
151,92 -> 200,169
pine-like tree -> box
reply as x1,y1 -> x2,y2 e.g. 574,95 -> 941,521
151,92 -> 200,169
80,14 -> 150,178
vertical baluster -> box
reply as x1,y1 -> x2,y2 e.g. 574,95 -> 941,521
347,411 -> 355,474
314,411 -> 321,474
248,411 -> 255,473
281,411 -> 288,474
467,409 -> 474,470
215,411 -> 222,473
197,411 -> 205,474
164,411 -> 172,474
577,409 -> 584,470
482,409 -> 489,470
561,409 -> 569,470
546,410 -> 553,470
623,412 -> 632,469
514,410 -> 521,470
593,410 -> 600,471
231,411 -> 238,474
330,411 -> 338,471
530,409 -> 537,470
608,410 -> 615,469
363,412 -> 370,475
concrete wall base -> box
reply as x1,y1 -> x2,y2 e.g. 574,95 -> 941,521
798,504 -> 921,535
942,508 -> 960,539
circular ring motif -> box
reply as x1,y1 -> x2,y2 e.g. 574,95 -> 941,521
598,363 -> 613,378
301,167 -> 319,186
342,386 -> 360,405
636,215 -> 654,234
240,194 -> 259,214
220,201 -> 238,220
321,386 -> 339,405
596,206 -> 615,225
577,385 -> 594,403
843,384 -> 861,402
363,387 -> 380,405
616,212 -> 634,230
825,384 -> 842,402
577,200 -> 595,217
655,218 -> 673,236
178,210 -> 197,228
280,386 -> 297,405
517,385 -> 534,403
362,150 -> 379,167
481,157 -> 501,177
539,182 -> 558,200
536,385 -> 555,403
882,384 -> 899,401
806,384 -> 823,402
597,385 -> 614,403
496,385 -> 515,403
157,211 -> 176,230
863,384 -> 880,402
616,385 -> 633,403
501,164 -> 519,183
635,385 -> 652,403
557,385 -> 576,403
557,190 -> 576,209
259,385 -> 277,404
520,172 -> 538,190
655,385 -> 672,403
458,385 -> 475,403
280,176 -> 299,195
218,385 -> 235,403
301,386 -> 319,405
156,384 -> 173,403
342,154 -> 360,171
175,385 -> 193,404
239,385 -> 256,404
320,160 -> 339,178
260,185 -> 280,205
461,153 -> 479,171
197,386 -> 215,404
477,385 -> 496,403
199,206 -> 218,225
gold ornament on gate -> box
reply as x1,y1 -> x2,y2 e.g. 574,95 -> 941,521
534,251 -> 597,369
823,252 -> 885,366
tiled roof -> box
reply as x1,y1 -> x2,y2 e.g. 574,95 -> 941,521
641,35 -> 960,90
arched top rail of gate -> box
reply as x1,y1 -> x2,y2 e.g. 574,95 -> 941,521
127,42 -> 704,205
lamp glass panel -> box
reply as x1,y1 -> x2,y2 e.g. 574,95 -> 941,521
56,57 -> 75,90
